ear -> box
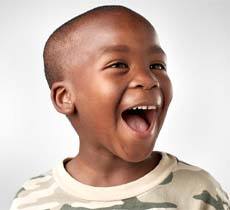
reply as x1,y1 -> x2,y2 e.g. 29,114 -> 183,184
50,81 -> 75,115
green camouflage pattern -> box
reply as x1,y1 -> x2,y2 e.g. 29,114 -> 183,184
10,153 -> 230,210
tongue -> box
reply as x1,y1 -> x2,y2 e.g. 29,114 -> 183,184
125,115 -> 149,132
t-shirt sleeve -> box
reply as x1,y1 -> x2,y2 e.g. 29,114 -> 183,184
9,186 -> 27,210
192,171 -> 230,210
9,174 -> 51,210
173,159 -> 230,209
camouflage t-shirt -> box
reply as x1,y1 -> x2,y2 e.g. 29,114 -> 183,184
10,151 -> 230,210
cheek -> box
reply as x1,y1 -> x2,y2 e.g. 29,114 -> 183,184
91,74 -> 124,102
72,72 -> 117,104
159,73 -> 173,107
165,79 -> 173,106
80,75 -> 123,116
155,74 -> 173,133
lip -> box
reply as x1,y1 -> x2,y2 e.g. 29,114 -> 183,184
120,108 -> 159,139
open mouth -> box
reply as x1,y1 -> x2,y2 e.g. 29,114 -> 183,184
121,108 -> 155,133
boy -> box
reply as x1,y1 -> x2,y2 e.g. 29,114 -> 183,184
10,5 -> 229,210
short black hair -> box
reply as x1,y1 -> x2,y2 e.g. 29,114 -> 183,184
43,5 -> 153,89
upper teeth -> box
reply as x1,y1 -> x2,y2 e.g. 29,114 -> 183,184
129,105 -> 157,110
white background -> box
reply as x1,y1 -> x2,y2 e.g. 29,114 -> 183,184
1,0 -> 229,209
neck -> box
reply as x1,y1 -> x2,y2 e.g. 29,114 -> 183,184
65,147 -> 161,187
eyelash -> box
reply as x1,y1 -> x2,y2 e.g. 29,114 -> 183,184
109,62 -> 166,71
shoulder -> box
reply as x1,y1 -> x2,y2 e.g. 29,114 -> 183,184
163,152 -> 230,208
9,170 -> 57,210
173,155 -> 223,189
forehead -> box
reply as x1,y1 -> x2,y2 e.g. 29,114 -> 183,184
74,14 -> 163,57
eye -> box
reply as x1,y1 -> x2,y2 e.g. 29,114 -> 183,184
110,62 -> 128,69
149,63 -> 166,71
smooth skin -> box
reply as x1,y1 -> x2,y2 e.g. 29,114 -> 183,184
51,10 -> 173,187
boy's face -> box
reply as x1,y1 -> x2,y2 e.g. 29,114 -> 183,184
65,12 -> 173,162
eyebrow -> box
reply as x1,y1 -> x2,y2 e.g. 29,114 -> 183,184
99,44 -> 166,56
148,45 -> 166,56
100,45 -> 130,54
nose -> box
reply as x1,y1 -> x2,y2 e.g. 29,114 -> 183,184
129,69 -> 160,90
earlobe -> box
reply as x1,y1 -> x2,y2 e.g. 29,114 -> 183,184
50,81 -> 75,115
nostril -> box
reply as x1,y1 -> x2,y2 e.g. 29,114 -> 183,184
129,72 -> 160,90
143,79 -> 159,90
